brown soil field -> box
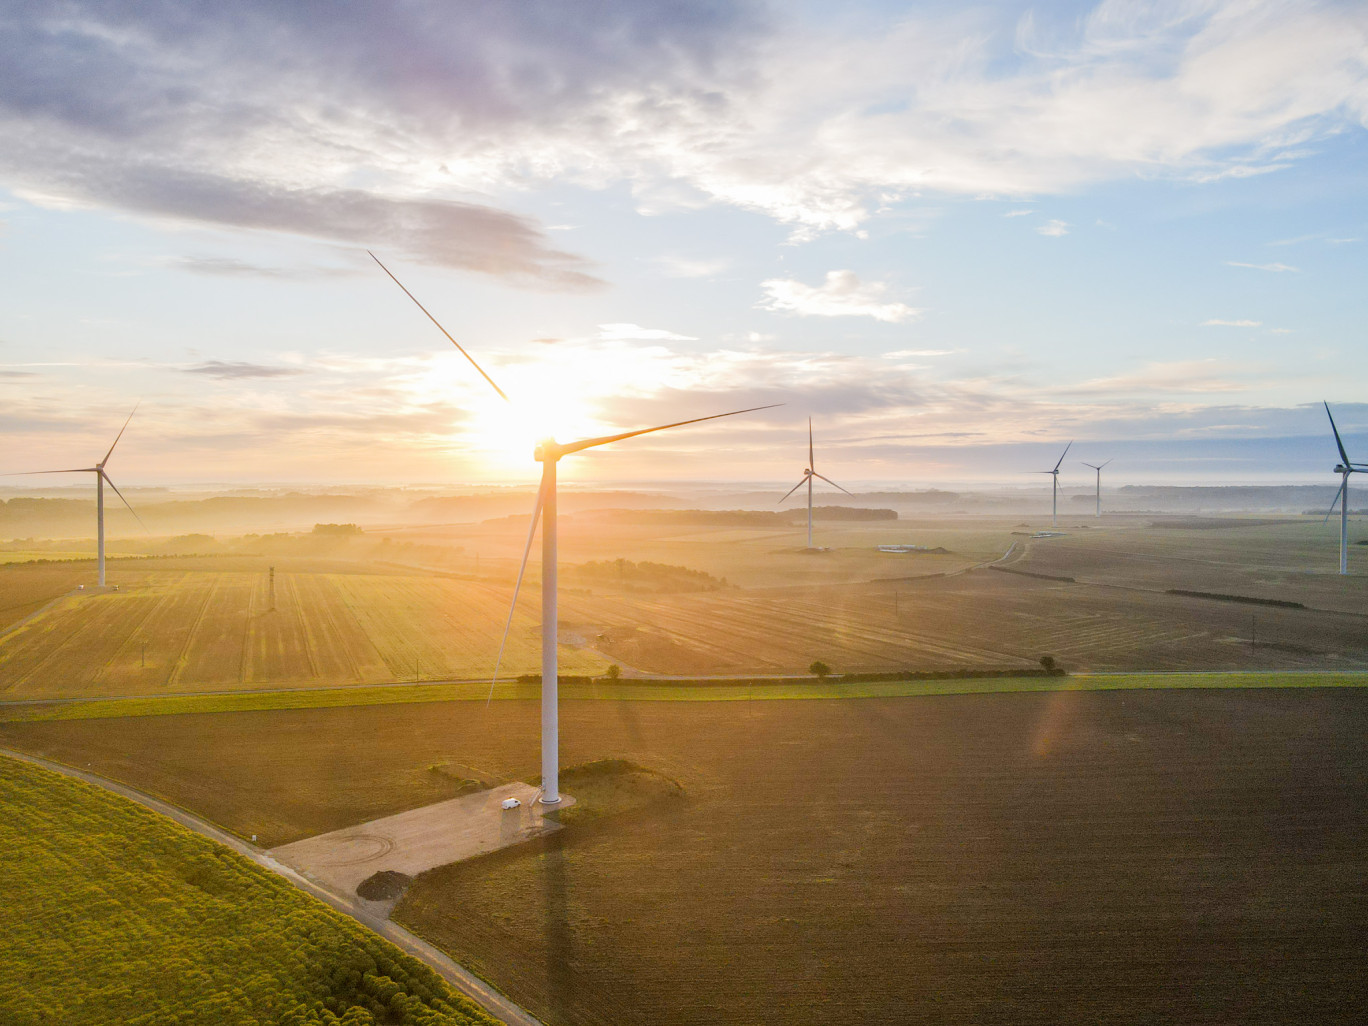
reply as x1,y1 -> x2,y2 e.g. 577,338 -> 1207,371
2,689 -> 1365,1024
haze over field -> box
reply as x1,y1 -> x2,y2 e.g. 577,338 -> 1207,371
2,0 -> 1367,488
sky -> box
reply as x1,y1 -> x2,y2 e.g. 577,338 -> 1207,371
1,0 -> 1367,490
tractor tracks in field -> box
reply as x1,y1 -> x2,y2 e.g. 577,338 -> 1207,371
0,747 -> 547,1026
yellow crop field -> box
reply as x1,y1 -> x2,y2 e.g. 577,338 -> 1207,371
0,565 -> 605,700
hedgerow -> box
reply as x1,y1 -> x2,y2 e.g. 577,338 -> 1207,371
0,757 -> 502,1026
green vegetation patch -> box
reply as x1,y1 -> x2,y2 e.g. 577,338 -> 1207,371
3,672 -> 1367,727
0,756 -> 501,1026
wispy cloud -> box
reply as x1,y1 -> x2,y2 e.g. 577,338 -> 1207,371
1226,261 -> 1298,272
653,254 -> 733,278
172,256 -> 359,280
758,271 -> 921,322
182,361 -> 308,380
596,324 -> 698,342
1037,220 -> 1070,237
1202,319 -> 1262,327
1003,209 -> 1035,218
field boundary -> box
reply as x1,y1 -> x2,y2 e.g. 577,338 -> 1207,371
4,671 -> 1368,724
0,747 -> 544,1026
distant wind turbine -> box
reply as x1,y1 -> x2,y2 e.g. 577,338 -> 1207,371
779,418 -> 850,549
1323,402 -> 1365,575
371,251 -> 778,804
1036,441 -> 1072,527
3,406 -> 144,588
1080,459 -> 1112,518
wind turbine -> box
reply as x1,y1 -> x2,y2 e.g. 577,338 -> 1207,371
370,252 -> 777,804
1080,458 -> 1112,518
779,418 -> 850,549
4,406 -> 144,587
1323,402 -> 1365,575
1037,441 -> 1072,527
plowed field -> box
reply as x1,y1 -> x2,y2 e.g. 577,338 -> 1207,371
3,688 -> 1365,1025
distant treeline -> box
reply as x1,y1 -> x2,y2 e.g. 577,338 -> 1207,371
1166,589 -> 1305,609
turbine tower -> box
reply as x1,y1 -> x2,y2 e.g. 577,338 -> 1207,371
1037,441 -> 1072,527
371,252 -> 777,804
1081,459 -> 1112,518
1323,402 -> 1365,575
779,418 -> 850,549
5,406 -> 143,587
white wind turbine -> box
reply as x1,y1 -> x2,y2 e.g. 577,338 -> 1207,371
1323,402 -> 1365,575
1036,441 -> 1072,528
1080,458 -> 1112,518
5,406 -> 144,587
371,253 -> 777,804
779,417 -> 850,549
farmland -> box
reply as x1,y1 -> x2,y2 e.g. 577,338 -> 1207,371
4,686 -> 1366,1024
0,755 -> 500,1026
2,514 -> 1366,701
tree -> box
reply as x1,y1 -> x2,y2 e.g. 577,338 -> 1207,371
604,664 -> 621,680
809,660 -> 831,678
1039,654 -> 1057,674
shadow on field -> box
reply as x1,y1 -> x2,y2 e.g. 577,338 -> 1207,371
543,832 -> 572,1020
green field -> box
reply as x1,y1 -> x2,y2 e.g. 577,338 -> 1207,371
0,755 -> 502,1026
3,670 -> 1367,727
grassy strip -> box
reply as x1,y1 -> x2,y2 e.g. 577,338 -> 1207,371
0,755 -> 501,1026
3,671 -> 1367,724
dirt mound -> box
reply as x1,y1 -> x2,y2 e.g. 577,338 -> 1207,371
356,870 -> 411,901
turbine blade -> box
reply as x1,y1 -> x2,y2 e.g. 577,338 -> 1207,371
488,479 -> 547,704
0,467 -> 98,476
812,472 -> 852,495
1323,478 -> 1347,525
779,478 -> 808,503
369,251 -> 511,403
101,402 -> 140,466
1326,402 -> 1352,466
1099,458 -> 1113,469
1052,440 -> 1073,473
1081,462 -> 1099,470
101,472 -> 149,534
808,417 -> 814,471
557,403 -> 783,457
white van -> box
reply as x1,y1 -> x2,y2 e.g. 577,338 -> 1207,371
500,798 -> 521,810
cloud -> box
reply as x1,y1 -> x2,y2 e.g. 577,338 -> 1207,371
182,361 -> 307,380
1226,261 -> 1299,272
596,324 -> 698,342
1037,219 -> 1070,237
0,370 -> 36,379
172,256 -> 360,280
2,1 -> 1365,248
1201,318 -> 1262,327
883,349 -> 955,358
758,271 -> 921,322
1062,359 -> 1249,396
653,254 -> 733,278
1003,209 -> 1035,218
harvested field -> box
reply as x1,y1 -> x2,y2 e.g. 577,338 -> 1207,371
0,563 -> 604,699
3,689 -> 1366,1024
3,518 -> 1367,700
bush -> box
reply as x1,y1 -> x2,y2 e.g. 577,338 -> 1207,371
809,660 -> 832,678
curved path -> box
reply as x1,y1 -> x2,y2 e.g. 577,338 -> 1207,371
0,747 -> 543,1026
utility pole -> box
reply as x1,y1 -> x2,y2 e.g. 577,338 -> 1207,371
141,641 -> 146,668
268,566 -> 276,612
